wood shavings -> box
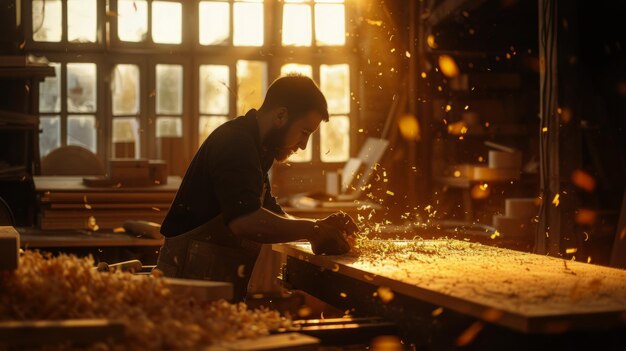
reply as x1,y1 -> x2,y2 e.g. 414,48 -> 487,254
0,251 -> 290,350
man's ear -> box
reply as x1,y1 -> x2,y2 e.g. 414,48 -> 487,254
274,107 -> 289,127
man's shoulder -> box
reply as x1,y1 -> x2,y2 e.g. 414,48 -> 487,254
211,116 -> 253,141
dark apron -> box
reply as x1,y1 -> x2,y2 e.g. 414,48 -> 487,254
155,214 -> 261,302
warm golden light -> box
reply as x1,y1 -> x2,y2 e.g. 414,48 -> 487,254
282,4 -> 312,46
281,63 -> 313,77
199,1 -> 230,45
321,116 -> 350,162
237,61 -> 267,116
233,2 -> 264,46
398,114 -> 420,141
439,55 -> 460,78
571,169 -> 596,192
315,4 -> 345,46
152,1 -> 182,44
427,34 -> 437,49
117,0 -> 148,42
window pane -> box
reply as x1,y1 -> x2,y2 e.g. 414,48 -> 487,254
68,115 -> 97,153
118,0 -> 148,42
280,63 -> 313,78
237,60 -> 267,116
112,64 -> 139,115
39,63 -> 61,113
156,117 -> 182,138
156,64 -> 183,114
152,1 -> 182,44
32,0 -> 62,42
282,4 -> 312,47
199,1 -> 230,45
67,63 -> 97,113
112,117 -> 140,158
68,0 -> 97,43
320,64 -> 350,114
315,4 -> 345,46
233,2 -> 263,46
199,65 -> 230,115
39,116 -> 61,157
287,138 -> 312,163
199,116 -> 228,147
321,116 -> 349,162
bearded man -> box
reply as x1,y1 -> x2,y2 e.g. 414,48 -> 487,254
156,75 -> 358,301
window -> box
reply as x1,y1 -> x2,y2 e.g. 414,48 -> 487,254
115,0 -> 182,45
111,64 -> 140,157
32,0 -> 99,43
38,62 -> 99,157
29,0 -> 354,175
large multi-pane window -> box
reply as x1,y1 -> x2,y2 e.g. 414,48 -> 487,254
30,0 -> 353,173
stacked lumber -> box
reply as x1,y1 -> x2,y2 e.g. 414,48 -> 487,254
35,176 -> 179,230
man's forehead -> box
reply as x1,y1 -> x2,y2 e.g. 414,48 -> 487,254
299,111 -> 325,131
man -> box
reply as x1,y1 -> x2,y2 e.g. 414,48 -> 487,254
156,75 -> 358,301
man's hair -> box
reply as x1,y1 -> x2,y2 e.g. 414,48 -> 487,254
260,74 -> 330,122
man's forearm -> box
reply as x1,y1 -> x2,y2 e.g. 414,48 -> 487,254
228,207 -> 316,243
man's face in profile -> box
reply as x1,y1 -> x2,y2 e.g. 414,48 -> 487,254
264,111 -> 325,162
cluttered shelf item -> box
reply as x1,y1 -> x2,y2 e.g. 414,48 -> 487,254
274,239 -> 626,334
34,175 -> 180,231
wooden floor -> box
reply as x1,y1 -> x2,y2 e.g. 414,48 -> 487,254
274,239 -> 626,333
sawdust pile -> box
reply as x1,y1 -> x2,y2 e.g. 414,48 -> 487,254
0,251 -> 290,350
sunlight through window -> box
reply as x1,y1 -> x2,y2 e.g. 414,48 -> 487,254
233,2 -> 264,46
321,64 -> 350,114
282,4 -> 312,46
32,0 -> 62,42
199,1 -> 230,45
152,1 -> 182,44
199,116 -> 228,146
117,0 -> 148,42
68,0 -> 97,43
315,3 -> 345,46
199,65 -> 230,115
237,61 -> 267,116
320,116 -> 349,162
280,64 -> 313,78
112,64 -> 140,115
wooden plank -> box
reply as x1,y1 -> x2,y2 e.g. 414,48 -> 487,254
210,333 -> 319,351
0,319 -> 124,347
273,240 -> 626,333
34,176 -> 181,193
18,229 -> 163,248
0,226 -> 19,270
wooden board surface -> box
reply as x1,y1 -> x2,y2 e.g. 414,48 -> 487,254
209,333 -> 319,351
34,176 -> 181,193
17,227 -> 163,248
273,239 -> 626,333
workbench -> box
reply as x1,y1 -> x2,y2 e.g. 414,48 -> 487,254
273,239 -> 626,349
17,227 -> 163,265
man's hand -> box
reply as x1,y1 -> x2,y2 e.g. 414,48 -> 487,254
309,212 -> 359,255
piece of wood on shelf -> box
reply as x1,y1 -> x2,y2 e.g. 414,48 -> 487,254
0,226 -> 19,270
162,277 -> 233,302
211,333 -> 319,351
0,319 -> 125,347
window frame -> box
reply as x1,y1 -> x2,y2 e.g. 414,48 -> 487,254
27,0 -> 359,175
24,0 -> 106,52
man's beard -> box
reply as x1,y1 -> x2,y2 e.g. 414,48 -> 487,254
263,124 -> 292,162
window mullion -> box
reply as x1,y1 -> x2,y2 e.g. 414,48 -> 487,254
60,62 -> 68,147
